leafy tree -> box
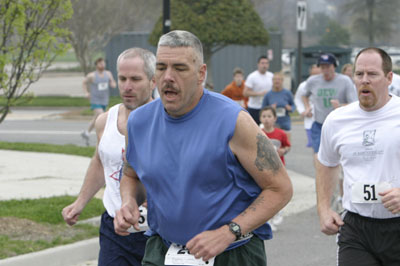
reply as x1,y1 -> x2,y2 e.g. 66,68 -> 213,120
65,0 -> 161,75
0,0 -> 72,123
319,20 -> 350,46
149,0 -> 269,87
341,0 -> 400,46
307,12 -> 330,38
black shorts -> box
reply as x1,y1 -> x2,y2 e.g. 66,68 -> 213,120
247,107 -> 261,125
98,211 -> 148,266
337,211 -> 400,266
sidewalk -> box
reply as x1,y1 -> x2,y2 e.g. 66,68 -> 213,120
0,150 -> 90,200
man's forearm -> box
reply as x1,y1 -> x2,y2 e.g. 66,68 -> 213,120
232,170 -> 292,235
302,95 -> 310,110
243,87 -> 263,97
316,161 -> 339,213
76,156 -> 105,207
120,162 -> 146,206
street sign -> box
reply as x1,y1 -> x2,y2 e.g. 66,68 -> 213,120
297,1 -> 307,31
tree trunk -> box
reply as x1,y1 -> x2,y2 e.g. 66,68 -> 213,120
0,105 -> 10,124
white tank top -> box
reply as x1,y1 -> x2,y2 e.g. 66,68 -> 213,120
98,104 -> 125,217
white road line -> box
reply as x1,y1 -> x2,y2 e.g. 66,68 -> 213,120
0,130 -> 94,135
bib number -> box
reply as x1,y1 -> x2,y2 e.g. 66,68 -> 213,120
165,243 -> 215,266
98,82 -> 108,91
276,107 -> 286,117
127,206 -> 148,233
351,182 -> 391,204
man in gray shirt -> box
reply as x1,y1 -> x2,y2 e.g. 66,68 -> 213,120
81,57 -> 116,146
302,53 -> 357,155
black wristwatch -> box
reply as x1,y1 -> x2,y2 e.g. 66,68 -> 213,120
228,221 -> 242,240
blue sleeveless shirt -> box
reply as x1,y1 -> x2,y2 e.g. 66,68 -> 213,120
126,89 -> 272,245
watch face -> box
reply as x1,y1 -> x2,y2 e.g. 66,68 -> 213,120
229,222 -> 241,237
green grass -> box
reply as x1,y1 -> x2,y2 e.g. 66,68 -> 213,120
0,142 -> 95,157
0,224 -> 99,259
0,96 -> 121,107
0,193 -> 103,259
0,196 -> 104,225
0,141 -> 104,259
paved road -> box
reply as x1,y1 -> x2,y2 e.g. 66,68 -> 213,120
0,110 -> 96,147
1,110 -> 338,266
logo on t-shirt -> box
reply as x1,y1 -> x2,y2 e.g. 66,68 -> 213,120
362,130 -> 376,146
317,88 -> 336,108
109,148 -> 125,182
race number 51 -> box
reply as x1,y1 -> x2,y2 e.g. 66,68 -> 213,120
351,182 -> 391,204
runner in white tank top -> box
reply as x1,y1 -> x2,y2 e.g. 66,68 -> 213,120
62,48 -> 156,266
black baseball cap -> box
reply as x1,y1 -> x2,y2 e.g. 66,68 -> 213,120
317,53 -> 337,67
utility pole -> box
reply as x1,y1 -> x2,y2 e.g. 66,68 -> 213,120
296,1 -> 307,89
163,0 -> 171,34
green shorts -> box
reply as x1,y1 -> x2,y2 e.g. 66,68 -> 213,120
142,234 -> 267,266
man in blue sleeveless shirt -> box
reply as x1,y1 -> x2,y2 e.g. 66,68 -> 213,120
114,30 -> 293,266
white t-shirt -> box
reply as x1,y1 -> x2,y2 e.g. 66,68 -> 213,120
98,104 -> 125,218
318,96 -> 400,219
245,70 -> 273,109
294,80 -> 314,129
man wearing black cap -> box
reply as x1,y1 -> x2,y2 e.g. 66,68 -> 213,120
301,53 -> 357,156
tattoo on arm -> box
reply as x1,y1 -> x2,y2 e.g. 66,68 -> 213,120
241,195 -> 265,216
255,133 -> 281,173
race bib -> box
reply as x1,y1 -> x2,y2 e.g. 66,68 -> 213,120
165,243 -> 215,266
276,107 -> 286,117
351,182 -> 391,204
98,82 -> 108,91
127,206 -> 148,233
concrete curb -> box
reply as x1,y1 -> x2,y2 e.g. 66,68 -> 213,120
0,238 -> 99,266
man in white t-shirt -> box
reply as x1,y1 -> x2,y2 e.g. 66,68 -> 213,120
317,47 -> 400,265
243,55 -> 273,125
62,48 -> 156,266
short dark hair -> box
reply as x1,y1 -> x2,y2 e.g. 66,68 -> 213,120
233,67 -> 244,76
260,106 -> 276,118
258,55 -> 268,63
354,47 -> 392,75
94,57 -> 104,66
